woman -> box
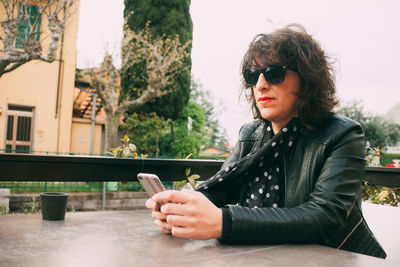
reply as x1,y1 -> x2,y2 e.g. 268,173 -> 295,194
146,24 -> 386,258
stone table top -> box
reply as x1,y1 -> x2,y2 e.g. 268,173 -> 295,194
0,204 -> 395,267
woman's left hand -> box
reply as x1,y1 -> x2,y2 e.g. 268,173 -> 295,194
151,189 -> 222,240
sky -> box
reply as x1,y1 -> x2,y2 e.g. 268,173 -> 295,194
76,0 -> 400,145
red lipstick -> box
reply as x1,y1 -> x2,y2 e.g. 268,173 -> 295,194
258,96 -> 274,104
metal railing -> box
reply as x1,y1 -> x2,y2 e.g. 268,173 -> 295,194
0,153 -> 222,182
1,153 -> 399,186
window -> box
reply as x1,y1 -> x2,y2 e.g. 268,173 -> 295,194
15,4 -> 41,49
5,105 -> 34,153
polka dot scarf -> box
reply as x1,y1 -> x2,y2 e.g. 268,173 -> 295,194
197,117 -> 303,209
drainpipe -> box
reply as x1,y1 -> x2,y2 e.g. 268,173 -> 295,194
55,31 -> 65,153
90,94 -> 96,155
55,33 -> 64,118
76,85 -> 103,208
76,87 -> 97,154
103,182 -> 106,210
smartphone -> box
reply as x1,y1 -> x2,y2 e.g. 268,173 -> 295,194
137,173 -> 166,197
137,173 -> 166,211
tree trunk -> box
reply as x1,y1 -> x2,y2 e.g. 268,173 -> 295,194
104,114 -> 121,153
155,135 -> 159,158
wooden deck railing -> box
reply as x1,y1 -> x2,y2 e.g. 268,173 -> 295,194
0,153 -> 399,186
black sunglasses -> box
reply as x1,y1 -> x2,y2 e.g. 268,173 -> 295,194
242,65 -> 287,86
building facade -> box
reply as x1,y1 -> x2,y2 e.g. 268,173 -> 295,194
0,0 -> 103,155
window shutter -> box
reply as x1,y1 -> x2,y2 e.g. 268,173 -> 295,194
15,4 -> 41,49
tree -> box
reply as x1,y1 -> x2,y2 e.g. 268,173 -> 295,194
157,80 -> 229,158
122,112 -> 168,157
189,79 -> 229,149
385,102 -> 400,125
167,102 -> 206,158
122,0 -> 193,120
81,21 -> 191,151
0,0 -> 75,78
338,101 -> 400,148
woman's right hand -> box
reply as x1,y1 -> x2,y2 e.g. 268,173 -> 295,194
145,198 -> 172,234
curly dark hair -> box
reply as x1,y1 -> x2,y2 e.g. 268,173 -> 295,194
240,24 -> 338,129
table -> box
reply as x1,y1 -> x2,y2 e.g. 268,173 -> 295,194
0,208 -> 390,267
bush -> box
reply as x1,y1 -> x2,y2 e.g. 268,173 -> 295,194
362,182 -> 400,206
381,153 -> 400,166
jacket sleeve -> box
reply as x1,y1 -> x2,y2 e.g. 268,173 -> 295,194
223,121 -> 365,246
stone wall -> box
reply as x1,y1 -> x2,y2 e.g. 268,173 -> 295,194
9,191 -> 148,212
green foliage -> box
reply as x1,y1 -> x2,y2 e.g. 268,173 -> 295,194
163,102 -> 205,158
111,135 -> 139,158
124,0 -> 192,44
122,112 -> 168,156
190,79 -> 229,149
175,167 -> 201,190
176,102 -> 205,132
362,183 -> 400,207
365,147 -> 384,167
68,205 -> 76,213
0,182 -> 104,193
23,196 -> 40,215
169,134 -> 202,158
122,0 -> 193,120
0,205 -> 8,215
198,154 -> 229,160
381,153 -> 400,166
31,196 -> 40,214
338,101 -> 400,148
364,146 -> 400,167
0,182 -> 148,195
362,146 -> 400,206
110,135 -> 145,190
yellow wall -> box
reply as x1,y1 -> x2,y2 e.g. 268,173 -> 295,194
70,118 -> 104,155
0,0 -> 81,154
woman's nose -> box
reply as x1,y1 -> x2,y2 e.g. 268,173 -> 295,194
254,73 -> 269,91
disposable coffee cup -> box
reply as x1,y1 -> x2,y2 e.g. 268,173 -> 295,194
40,192 -> 69,221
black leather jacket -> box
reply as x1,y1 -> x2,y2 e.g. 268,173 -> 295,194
201,114 -> 386,258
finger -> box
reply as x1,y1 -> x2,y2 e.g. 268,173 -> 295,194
152,210 -> 167,220
152,190 -> 192,204
166,214 -> 194,227
145,198 -> 155,209
160,228 -> 172,234
154,219 -> 172,233
171,226 -> 194,239
160,202 -> 190,216
181,189 -> 203,196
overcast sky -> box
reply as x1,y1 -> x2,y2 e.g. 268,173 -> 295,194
76,0 -> 400,144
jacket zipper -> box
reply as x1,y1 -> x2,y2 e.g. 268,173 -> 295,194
337,218 -> 363,249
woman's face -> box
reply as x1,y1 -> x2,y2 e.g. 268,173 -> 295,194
252,69 -> 300,133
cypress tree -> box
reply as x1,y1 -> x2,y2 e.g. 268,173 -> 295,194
122,0 -> 193,120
